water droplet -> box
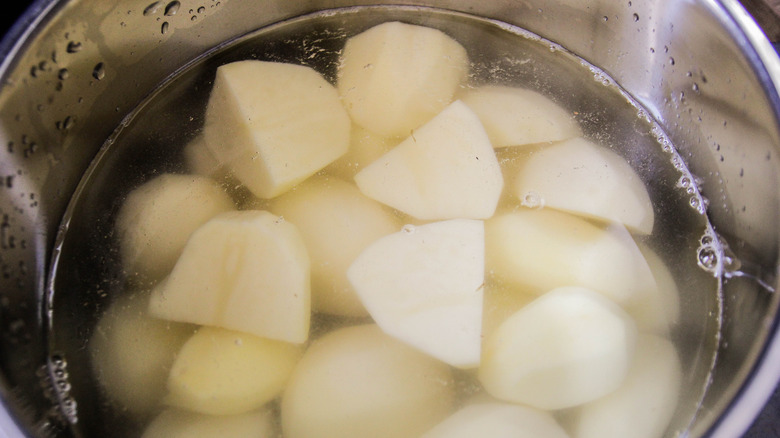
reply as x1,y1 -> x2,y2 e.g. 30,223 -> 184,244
669,57 -> 675,65
66,41 -> 82,53
161,21 -> 169,34
197,6 -> 205,13
692,82 -> 699,92
602,15 -> 609,21
143,1 -> 162,15
663,45 -> 669,53
632,13 -> 639,21
649,47 -> 655,53
165,1 -> 180,16
190,15 -> 198,21
30,66 -> 38,78
57,68 -> 69,80
92,63 -> 105,80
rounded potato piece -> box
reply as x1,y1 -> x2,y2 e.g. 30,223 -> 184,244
422,402 -> 570,438
512,137 -> 654,235
571,334 -> 682,438
89,292 -> 194,416
478,287 -> 637,410
149,210 -> 310,344
204,60 -> 350,199
338,21 -> 469,138
270,176 -> 399,317
115,173 -> 235,281
282,324 -> 455,438
485,209 -> 656,304
165,326 -> 301,416
459,85 -> 581,148
142,408 -> 274,438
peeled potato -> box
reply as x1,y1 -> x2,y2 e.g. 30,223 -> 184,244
623,244 -> 681,334
422,402 -> 570,438
204,60 -> 350,199
485,209 -> 657,304
479,287 -> 637,410
571,334 -> 682,438
270,176 -> 400,317
355,100 -> 503,220
459,85 -> 581,148
89,292 -> 194,416
338,21 -> 468,138
325,125 -> 398,180
513,137 -> 654,234
115,173 -> 235,281
282,324 -> 455,438
142,408 -> 274,438
165,327 -> 301,415
348,219 -> 484,368
149,210 -> 310,344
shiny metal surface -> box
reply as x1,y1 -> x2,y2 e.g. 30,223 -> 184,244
0,0 -> 778,436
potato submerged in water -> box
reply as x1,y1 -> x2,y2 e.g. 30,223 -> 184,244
338,21 -> 468,138
149,210 -> 310,344
281,324 -> 455,438
204,60 -> 350,199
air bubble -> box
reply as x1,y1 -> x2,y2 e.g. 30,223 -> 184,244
669,57 -> 675,66
402,224 -> 416,234
602,16 -> 608,21
697,246 -> 718,271
57,68 -> 69,80
632,13 -> 639,21
165,0 -> 181,16
198,6 -> 205,13
161,21 -> 169,34
520,191 -> 545,209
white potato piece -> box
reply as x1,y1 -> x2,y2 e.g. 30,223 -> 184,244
183,135 -> 225,179
270,176 -> 400,317
204,60 -> 350,199
325,125 -> 398,179
165,327 -> 301,415
479,287 -> 637,409
422,402 -> 570,438
513,137 -> 654,234
115,173 -> 235,281
89,292 -> 193,416
571,334 -> 682,438
485,209 -> 657,304
623,244 -> 681,334
459,85 -> 581,148
338,21 -> 468,138
282,324 -> 455,438
355,100 -> 503,220
142,408 -> 274,438
348,219 -> 484,368
149,210 -> 310,344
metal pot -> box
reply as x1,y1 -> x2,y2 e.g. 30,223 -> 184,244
0,0 -> 778,436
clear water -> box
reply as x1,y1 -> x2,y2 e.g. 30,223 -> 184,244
44,6 -> 722,437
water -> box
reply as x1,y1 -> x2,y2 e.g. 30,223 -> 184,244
45,6 -> 721,437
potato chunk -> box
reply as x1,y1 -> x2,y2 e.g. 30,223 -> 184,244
348,219 -> 484,368
355,100 -> 503,220
89,293 -> 194,416
164,327 -> 301,415
512,137 -> 654,234
459,85 -> 581,148
571,334 -> 682,438
282,325 -> 455,438
485,209 -> 656,304
422,402 -> 570,438
142,409 -> 274,438
270,176 -> 400,317
149,210 -> 310,344
338,21 -> 468,138
204,60 -> 350,198
115,173 -> 234,281
623,244 -> 681,335
479,287 -> 637,409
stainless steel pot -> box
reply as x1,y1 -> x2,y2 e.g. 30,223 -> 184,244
0,0 -> 778,436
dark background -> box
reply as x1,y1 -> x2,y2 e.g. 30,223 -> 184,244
0,0 -> 778,437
